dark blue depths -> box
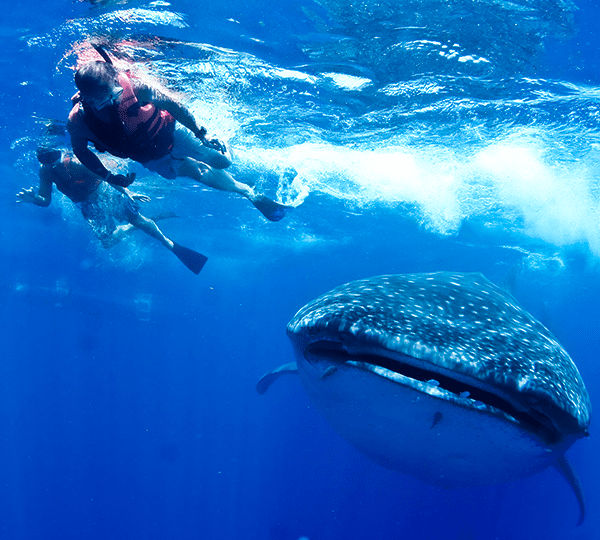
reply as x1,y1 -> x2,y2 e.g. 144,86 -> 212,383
2,1 -> 600,539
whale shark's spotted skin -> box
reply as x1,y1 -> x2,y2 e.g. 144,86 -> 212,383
288,272 -> 590,439
258,272 -> 591,522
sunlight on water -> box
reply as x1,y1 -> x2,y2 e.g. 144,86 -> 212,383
475,143 -> 600,252
18,0 -> 600,261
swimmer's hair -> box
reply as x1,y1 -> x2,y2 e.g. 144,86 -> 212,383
74,61 -> 119,94
36,147 -> 61,165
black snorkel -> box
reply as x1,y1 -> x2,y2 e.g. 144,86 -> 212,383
91,42 -> 113,64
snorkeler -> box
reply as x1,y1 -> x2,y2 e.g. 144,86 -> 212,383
17,147 -> 208,274
67,44 -> 288,222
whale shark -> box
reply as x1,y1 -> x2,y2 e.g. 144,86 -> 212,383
258,272 -> 591,522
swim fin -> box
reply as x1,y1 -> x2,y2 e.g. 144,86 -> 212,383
172,243 -> 208,274
252,195 -> 289,222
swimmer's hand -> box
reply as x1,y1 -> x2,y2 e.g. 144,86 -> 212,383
204,137 -> 227,154
193,126 -> 208,139
16,187 -> 49,206
106,172 -> 136,187
131,193 -> 151,203
194,125 -> 227,154
16,187 -> 37,203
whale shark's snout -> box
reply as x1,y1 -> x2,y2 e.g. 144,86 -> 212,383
258,272 -> 591,523
287,273 -> 590,445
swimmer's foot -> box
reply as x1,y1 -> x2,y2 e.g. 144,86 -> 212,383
251,195 -> 289,222
172,242 -> 208,274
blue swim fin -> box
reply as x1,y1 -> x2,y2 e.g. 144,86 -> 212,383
172,243 -> 208,274
252,195 -> 289,222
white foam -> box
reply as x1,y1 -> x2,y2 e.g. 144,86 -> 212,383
322,72 -> 372,91
273,68 -> 317,84
473,142 -> 600,252
457,54 -> 490,64
237,133 -> 600,254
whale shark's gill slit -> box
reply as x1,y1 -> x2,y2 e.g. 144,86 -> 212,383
305,341 -> 560,444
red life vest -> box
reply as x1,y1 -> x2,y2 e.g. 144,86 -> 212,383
82,72 -> 175,163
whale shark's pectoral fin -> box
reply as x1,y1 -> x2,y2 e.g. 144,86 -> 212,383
321,366 -> 337,379
555,454 -> 585,525
256,363 -> 298,394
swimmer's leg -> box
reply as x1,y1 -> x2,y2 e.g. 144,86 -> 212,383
175,157 -> 290,221
112,212 -> 178,242
129,214 -> 174,249
176,157 -> 254,197
129,213 -> 207,274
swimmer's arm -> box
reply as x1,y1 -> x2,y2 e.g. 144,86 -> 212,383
17,167 -> 53,206
109,184 -> 134,203
69,128 -> 111,179
135,82 -> 207,138
108,184 -> 150,203
124,188 -> 151,202
110,185 -> 127,195
70,132 -> 134,187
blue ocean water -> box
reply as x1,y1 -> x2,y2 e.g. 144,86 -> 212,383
2,0 -> 599,538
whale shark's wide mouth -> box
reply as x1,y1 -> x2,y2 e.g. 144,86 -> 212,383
304,340 -> 561,445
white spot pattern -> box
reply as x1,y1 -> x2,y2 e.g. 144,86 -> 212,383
288,272 -> 591,434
